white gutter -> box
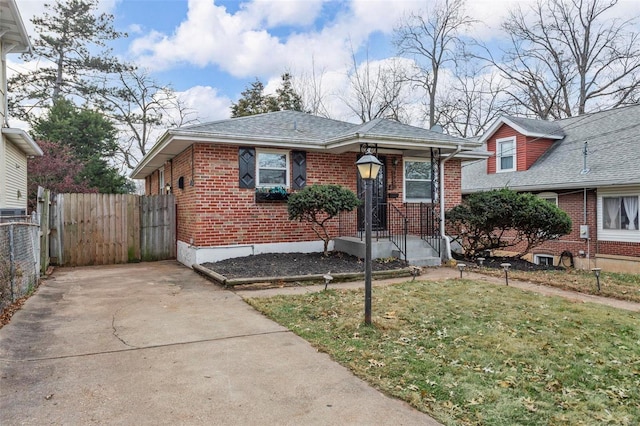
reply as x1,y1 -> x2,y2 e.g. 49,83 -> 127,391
439,144 -> 462,261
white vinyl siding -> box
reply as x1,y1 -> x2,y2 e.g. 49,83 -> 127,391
4,140 -> 28,209
496,136 -> 516,172
597,187 -> 640,243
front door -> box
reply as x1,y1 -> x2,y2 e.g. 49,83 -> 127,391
357,156 -> 387,231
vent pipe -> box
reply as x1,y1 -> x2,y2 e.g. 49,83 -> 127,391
580,141 -> 590,174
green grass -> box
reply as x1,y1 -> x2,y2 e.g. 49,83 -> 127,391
247,279 -> 640,425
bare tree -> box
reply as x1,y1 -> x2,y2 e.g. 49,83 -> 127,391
393,0 -> 476,128
293,57 -> 332,118
487,0 -> 640,119
98,69 -> 198,170
342,47 -> 411,123
437,61 -> 515,137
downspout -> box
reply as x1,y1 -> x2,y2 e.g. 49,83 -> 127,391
440,144 -> 463,261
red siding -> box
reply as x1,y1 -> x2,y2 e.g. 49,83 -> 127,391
486,124 -> 555,173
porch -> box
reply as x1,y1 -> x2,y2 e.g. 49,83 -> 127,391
336,203 -> 442,267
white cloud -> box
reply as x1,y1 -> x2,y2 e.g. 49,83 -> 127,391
176,85 -> 231,123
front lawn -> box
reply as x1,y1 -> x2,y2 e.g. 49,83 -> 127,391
475,267 -> 640,303
247,279 -> 640,425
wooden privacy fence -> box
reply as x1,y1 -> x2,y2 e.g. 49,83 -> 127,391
50,193 -> 176,267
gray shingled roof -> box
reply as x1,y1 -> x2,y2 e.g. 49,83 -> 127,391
506,116 -> 565,138
177,110 -> 470,146
463,105 -> 640,192
179,110 -> 357,144
131,110 -> 483,179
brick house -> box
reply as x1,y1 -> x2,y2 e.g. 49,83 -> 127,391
0,0 -> 42,219
462,105 -> 640,273
131,110 -> 486,267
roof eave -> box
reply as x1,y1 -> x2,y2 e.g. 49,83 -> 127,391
462,178 -> 638,194
2,128 -> 43,156
479,116 -> 564,143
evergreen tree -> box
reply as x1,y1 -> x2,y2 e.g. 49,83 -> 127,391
31,99 -> 134,194
231,74 -> 304,117
8,0 -> 130,121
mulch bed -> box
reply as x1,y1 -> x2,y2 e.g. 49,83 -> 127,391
453,253 -> 565,271
201,251 -> 407,279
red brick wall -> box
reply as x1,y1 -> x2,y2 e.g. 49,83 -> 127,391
444,159 -> 462,211
597,241 -> 640,257
144,145 -> 462,247
486,124 -> 555,173
528,190 -> 595,258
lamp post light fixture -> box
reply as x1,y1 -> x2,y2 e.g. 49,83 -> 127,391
591,268 -> 602,292
165,183 -> 171,194
500,263 -> 511,286
476,257 -> 485,268
356,149 -> 383,326
457,263 -> 466,278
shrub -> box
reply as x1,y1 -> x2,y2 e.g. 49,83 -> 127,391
446,189 -> 572,257
288,184 -> 361,256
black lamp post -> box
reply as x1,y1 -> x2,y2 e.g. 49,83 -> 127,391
356,149 -> 383,326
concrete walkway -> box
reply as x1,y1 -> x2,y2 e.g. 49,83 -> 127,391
0,261 -> 439,426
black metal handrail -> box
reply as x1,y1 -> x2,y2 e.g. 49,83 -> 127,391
337,202 -> 441,258
388,203 -> 407,261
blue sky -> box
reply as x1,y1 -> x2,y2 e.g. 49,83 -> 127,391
12,0 -> 640,126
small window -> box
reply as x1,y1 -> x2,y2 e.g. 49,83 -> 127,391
404,158 -> 432,202
534,254 -> 554,266
603,196 -> 639,230
159,169 -> 165,192
538,192 -> 558,206
257,150 -> 289,187
496,137 -> 516,172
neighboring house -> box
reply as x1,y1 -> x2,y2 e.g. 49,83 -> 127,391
462,105 -> 640,273
0,0 -> 43,218
131,110 -> 487,267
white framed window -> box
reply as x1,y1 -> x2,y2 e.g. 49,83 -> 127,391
159,169 -> 165,192
534,254 -> 554,266
496,136 -> 516,172
256,150 -> 289,188
403,158 -> 432,202
602,196 -> 639,230
538,192 -> 558,206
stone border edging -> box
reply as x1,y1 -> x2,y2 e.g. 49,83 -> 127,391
192,263 -> 413,287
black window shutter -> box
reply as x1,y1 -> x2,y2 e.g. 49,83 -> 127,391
291,151 -> 307,189
239,148 -> 255,188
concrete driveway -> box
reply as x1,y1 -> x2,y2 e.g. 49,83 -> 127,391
0,261 -> 439,425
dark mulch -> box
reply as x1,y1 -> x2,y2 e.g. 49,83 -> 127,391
201,251 -> 407,279
453,253 -> 565,271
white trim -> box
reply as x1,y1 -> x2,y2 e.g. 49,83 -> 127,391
403,157 -> 432,203
177,239 -> 331,267
597,187 -> 640,243
256,149 -> 290,188
537,192 -> 558,206
496,136 -> 516,172
480,116 -> 564,144
534,254 -> 554,266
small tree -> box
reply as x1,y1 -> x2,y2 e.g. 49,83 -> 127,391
288,185 -> 361,256
446,189 -> 572,258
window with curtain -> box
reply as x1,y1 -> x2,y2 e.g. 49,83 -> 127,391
496,137 -> 516,172
603,196 -> 639,230
404,159 -> 432,201
256,150 -> 289,187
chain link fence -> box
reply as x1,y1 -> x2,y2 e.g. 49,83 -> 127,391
0,218 -> 41,314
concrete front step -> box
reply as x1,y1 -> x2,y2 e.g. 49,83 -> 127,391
335,235 -> 442,267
